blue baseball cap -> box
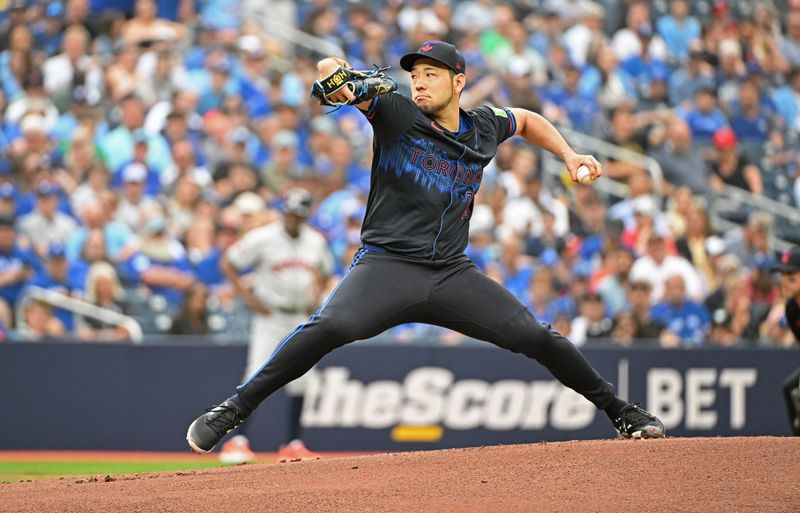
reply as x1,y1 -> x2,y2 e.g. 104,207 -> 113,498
36,180 -> 60,196
0,183 -> 14,200
46,2 -> 64,17
48,241 -> 66,258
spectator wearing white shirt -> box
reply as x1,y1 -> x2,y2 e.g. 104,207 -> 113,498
114,163 -> 160,230
18,181 -> 77,256
610,0 -> 667,63
629,225 -> 705,302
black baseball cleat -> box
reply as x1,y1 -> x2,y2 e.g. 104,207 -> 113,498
187,400 -> 248,454
613,403 -> 666,439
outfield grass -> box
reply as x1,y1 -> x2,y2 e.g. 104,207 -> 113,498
0,460 -> 227,482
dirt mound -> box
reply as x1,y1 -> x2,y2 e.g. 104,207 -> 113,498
2,437 -> 798,513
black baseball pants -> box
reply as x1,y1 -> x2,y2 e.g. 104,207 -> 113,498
783,368 -> 800,436
237,246 -> 618,410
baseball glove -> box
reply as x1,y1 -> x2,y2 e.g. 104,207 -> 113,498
310,64 -> 398,106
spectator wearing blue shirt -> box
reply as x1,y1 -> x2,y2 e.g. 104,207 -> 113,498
100,95 -> 173,174
66,199 -> 133,263
679,86 -> 729,146
0,214 -> 42,320
669,50 -> 715,107
197,57 -> 239,115
539,62 -> 600,133
772,67 -> 800,133
492,235 -> 534,303
112,132 -> 162,196
67,228 -> 108,294
656,0 -> 700,64
184,218 -> 225,289
234,35 -> 272,119
729,79 -> 774,158
650,274 -> 710,346
119,216 -> 195,307
27,242 -> 74,331
32,3 -> 65,57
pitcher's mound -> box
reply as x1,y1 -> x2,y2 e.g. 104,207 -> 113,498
3,437 -> 799,513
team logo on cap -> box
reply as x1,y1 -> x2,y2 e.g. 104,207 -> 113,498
783,251 -> 791,264
421,44 -> 433,53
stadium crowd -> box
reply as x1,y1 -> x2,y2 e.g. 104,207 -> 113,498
1,0 -> 800,347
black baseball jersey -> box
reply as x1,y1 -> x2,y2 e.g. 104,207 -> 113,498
359,92 -> 516,260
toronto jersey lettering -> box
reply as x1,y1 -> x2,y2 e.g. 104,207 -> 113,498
360,92 -> 516,260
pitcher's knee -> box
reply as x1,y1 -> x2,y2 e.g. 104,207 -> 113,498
315,315 -> 363,344
508,316 -> 566,356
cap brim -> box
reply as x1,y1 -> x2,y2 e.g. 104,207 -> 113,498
400,52 -> 460,73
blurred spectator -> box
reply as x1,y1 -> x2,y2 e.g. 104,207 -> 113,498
602,105 -> 649,181
27,241 -> 74,331
169,282 -> 211,335
114,163 -> 160,230
76,260 -> 129,342
260,130 -> 308,194
650,274 -> 710,346
42,24 -> 102,109
679,86 -> 729,147
669,49 -> 715,107
709,127 -> 763,195
656,0 -> 700,64
729,79 -> 777,160
68,228 -> 109,294
724,211 -> 773,266
630,225 -> 705,302
594,246 -> 634,316
160,138 -> 211,195
6,68 -> 60,134
652,116 -> 712,196
18,181 -> 77,255
610,0 -> 666,63
610,309 -> 639,346
14,299 -> 65,341
578,43 -> 635,109
779,9 -> 800,67
0,215 -> 41,321
562,2 -> 607,68
101,95 -> 172,173
626,278 -> 665,339
119,214 -> 194,305
570,291 -> 614,346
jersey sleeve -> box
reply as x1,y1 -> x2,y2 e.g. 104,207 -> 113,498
471,106 -> 517,145
226,230 -> 264,271
360,92 -> 418,143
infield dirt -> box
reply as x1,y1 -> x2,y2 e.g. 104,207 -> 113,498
1,436 -> 798,513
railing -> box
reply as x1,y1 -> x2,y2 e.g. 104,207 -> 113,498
16,287 -> 144,344
252,15 -> 345,59
549,126 -> 800,251
558,126 -> 665,197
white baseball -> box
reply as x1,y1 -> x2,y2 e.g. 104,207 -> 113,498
576,165 -> 593,185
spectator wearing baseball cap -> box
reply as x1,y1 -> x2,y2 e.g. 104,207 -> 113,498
680,86 -> 729,146
709,127 -> 763,196
0,214 -> 42,321
114,163 -> 161,230
111,129 -> 162,197
26,241 -> 74,331
18,181 -> 77,256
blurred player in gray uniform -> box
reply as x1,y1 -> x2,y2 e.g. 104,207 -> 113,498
220,188 -> 333,462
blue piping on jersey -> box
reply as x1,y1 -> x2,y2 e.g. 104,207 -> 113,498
238,247 -> 368,388
431,144 -> 468,260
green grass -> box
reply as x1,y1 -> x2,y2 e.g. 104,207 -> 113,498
0,460 -> 227,482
